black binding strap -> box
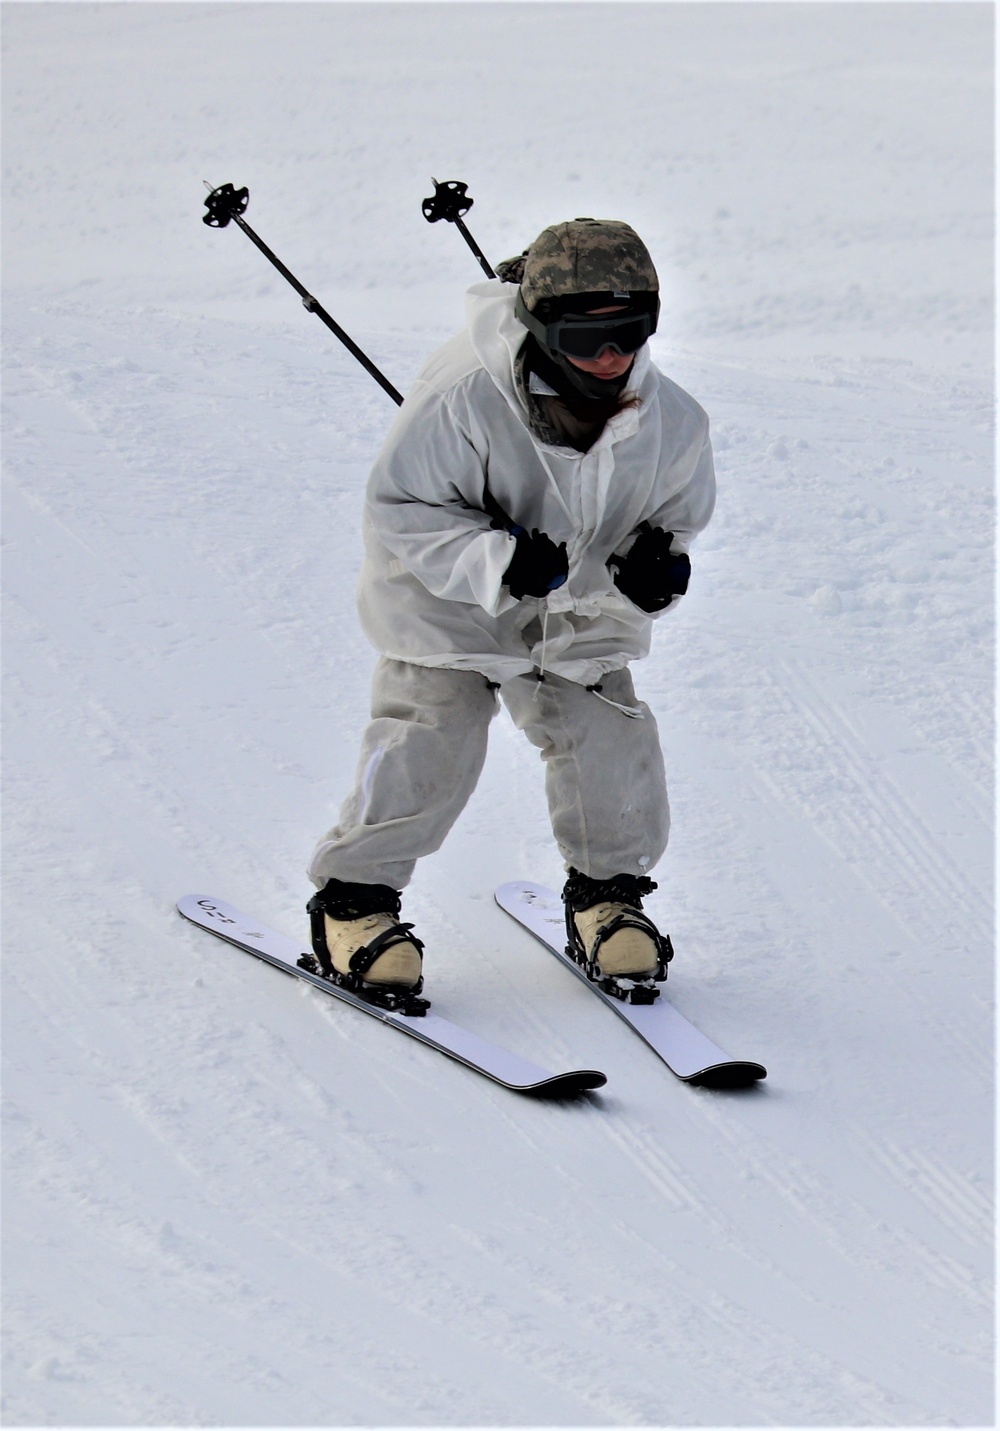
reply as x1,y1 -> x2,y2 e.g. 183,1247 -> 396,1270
584,907 -> 672,969
347,922 -> 424,977
562,869 -> 658,914
308,878 -> 402,921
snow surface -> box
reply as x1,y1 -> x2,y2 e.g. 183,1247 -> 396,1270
2,3 -> 994,1425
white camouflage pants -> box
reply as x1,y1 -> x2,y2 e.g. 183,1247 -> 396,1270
308,657 -> 670,890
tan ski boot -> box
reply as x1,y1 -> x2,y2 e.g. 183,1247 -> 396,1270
307,880 -> 423,992
563,870 -> 672,981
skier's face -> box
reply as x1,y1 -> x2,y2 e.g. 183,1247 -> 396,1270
564,306 -> 637,380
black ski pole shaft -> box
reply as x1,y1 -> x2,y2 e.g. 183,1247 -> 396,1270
238,219 -> 405,405
453,214 -> 496,280
421,178 -> 496,279
203,183 -> 404,407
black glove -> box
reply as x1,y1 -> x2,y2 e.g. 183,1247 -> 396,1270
609,525 -> 691,613
502,527 -> 569,600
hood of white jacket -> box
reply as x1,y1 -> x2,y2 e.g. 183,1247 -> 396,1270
463,279 -> 652,436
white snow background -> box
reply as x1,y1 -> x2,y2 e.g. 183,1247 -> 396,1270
2,2 -> 994,1426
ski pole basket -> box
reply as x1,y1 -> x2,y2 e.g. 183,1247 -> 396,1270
202,183 -> 249,228
421,177 -> 496,279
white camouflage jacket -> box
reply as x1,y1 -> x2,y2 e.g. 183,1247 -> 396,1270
356,280 -> 715,688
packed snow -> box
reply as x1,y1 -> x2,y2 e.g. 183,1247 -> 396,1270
2,3 -> 993,1425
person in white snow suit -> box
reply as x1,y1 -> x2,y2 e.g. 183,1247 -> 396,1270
306,217 -> 715,996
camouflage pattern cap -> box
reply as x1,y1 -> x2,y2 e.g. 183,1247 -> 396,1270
519,217 -> 658,312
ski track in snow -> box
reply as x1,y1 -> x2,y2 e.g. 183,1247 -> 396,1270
3,4 -> 994,1427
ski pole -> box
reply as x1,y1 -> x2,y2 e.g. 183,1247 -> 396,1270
421,179 -> 496,279
203,182 -> 519,536
202,182 -> 405,406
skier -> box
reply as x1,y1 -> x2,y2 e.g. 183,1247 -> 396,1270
306,217 -> 715,994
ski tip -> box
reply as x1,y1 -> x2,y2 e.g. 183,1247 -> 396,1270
522,1069 -> 608,1097
686,1061 -> 767,1090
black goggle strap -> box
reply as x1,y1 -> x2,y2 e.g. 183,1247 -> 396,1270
513,290 -> 555,347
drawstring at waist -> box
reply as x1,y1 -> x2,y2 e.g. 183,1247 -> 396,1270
533,602 -> 552,701
586,682 -> 645,719
528,603 -> 643,718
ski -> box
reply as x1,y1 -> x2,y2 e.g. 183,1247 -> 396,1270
495,881 -> 766,1089
177,895 -> 607,1098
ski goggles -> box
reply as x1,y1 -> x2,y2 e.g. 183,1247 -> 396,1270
515,290 -> 659,360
